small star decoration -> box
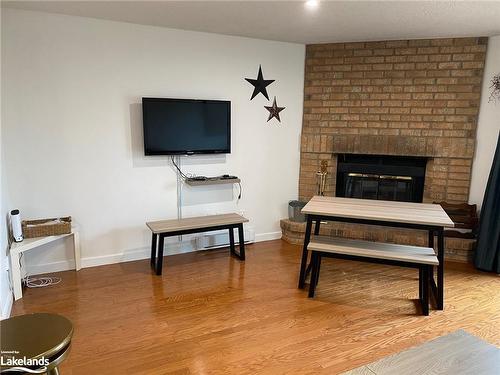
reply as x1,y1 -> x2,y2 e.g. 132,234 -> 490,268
245,65 -> 275,100
264,97 -> 285,123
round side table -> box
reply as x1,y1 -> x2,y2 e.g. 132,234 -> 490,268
0,313 -> 73,375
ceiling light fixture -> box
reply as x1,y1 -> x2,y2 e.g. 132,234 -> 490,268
305,0 -> 319,9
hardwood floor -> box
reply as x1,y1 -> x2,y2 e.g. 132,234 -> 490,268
11,240 -> 500,374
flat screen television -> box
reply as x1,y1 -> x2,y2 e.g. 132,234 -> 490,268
142,98 -> 231,155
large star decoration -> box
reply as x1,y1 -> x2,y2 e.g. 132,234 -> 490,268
264,97 -> 285,123
245,65 -> 275,100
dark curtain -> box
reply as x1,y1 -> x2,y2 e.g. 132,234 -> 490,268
474,132 -> 500,273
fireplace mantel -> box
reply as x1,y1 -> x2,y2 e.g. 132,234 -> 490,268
328,134 -> 474,159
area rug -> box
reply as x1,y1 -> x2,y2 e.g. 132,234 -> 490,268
342,330 -> 500,375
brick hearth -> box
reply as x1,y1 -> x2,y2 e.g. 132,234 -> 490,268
282,37 -> 486,263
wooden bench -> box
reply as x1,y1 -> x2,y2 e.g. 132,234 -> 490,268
147,213 -> 248,275
307,236 -> 439,315
434,202 -> 478,239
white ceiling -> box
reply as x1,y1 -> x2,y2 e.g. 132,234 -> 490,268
3,1 -> 500,44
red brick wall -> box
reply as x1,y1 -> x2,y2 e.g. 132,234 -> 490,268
300,37 -> 487,203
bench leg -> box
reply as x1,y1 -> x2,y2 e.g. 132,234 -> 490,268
73,231 -> 82,271
420,266 -> 430,316
11,249 -> 23,300
229,225 -> 244,260
236,223 -> 245,260
156,234 -> 165,276
150,233 -> 157,268
428,229 -> 438,308
229,227 -> 235,255
308,252 -> 320,298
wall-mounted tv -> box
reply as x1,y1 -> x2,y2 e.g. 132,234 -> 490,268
142,98 -> 231,155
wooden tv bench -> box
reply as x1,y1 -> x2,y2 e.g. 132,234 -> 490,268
146,213 -> 248,275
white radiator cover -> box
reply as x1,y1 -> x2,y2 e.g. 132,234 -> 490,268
195,227 -> 255,250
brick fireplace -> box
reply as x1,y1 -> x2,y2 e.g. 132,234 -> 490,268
281,37 -> 487,263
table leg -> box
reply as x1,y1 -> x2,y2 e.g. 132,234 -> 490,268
10,250 -> 22,300
314,220 -> 321,236
298,215 -> 313,289
237,223 -> 246,260
305,219 -> 322,278
150,233 -> 157,268
315,255 -> 322,287
73,231 -> 82,271
421,266 -> 430,316
305,263 -> 312,278
308,252 -> 320,298
156,234 -> 165,276
437,227 -> 444,310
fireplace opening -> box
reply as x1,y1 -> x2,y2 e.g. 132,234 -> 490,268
336,154 -> 427,203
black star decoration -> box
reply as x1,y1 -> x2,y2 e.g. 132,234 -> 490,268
264,97 -> 285,123
245,65 -> 275,100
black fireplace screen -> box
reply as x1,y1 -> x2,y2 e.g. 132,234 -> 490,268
336,154 -> 427,203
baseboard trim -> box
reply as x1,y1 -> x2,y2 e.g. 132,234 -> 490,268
82,248 -> 150,268
26,260 -> 75,276
255,231 -> 282,242
25,232 -> 283,275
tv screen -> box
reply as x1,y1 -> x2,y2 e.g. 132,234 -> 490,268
142,98 -> 231,155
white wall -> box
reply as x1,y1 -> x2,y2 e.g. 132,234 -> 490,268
1,6 -> 13,319
0,132 -> 12,319
1,9 -> 305,274
470,35 -> 500,208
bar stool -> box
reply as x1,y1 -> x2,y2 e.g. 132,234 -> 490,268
0,313 -> 73,374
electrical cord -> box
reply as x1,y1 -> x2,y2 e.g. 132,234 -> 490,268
171,156 -> 189,180
3,367 -> 47,374
19,253 -> 62,288
25,274 -> 62,288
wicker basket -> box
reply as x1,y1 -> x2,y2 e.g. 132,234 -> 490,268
22,217 -> 72,238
